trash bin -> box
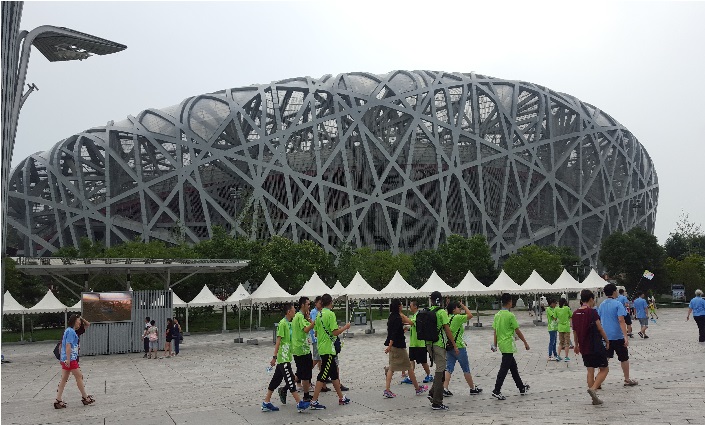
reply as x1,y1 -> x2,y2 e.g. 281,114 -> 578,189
354,311 -> 367,325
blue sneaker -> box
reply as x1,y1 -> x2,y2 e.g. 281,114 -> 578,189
423,375 -> 433,383
296,401 -> 310,412
310,401 -> 326,410
401,377 -> 413,384
339,396 -> 351,405
261,402 -> 279,412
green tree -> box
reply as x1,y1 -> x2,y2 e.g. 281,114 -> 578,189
502,245 -> 563,283
664,255 -> 705,299
542,245 -> 582,279
409,249 -> 439,288
436,234 -> 495,285
599,227 -> 666,294
665,212 -> 705,260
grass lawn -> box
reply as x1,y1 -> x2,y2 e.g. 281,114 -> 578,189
2,327 -> 64,343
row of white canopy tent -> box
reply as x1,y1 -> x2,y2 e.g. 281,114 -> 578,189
4,268 -> 606,340
3,290 -> 82,341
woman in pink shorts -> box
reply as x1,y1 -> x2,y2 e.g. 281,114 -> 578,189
54,314 -> 95,409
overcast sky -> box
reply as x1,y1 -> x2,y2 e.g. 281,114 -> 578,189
13,1 -> 705,244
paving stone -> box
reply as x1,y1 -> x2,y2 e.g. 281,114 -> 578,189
2,308 -> 704,424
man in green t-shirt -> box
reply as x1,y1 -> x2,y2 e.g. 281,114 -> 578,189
406,301 -> 432,384
261,303 -> 310,413
427,291 -> 458,411
546,299 -> 559,360
491,293 -> 530,401
309,293 -> 351,410
287,296 -> 315,403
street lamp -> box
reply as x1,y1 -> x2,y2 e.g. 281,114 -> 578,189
1,5 -> 127,323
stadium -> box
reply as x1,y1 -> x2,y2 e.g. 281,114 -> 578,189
6,70 -> 658,265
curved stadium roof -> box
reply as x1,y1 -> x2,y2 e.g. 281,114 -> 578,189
7,70 -> 658,265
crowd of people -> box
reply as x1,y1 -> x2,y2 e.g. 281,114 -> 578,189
51,285 -> 705,411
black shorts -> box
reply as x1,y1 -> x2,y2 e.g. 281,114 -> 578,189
317,354 -> 339,383
293,353 -> 313,381
606,339 -> 629,362
165,337 -> 172,343
582,353 -> 609,368
409,346 -> 428,364
268,362 -> 296,392
623,314 -> 632,326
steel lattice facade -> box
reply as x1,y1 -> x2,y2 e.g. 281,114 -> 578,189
7,70 -> 658,265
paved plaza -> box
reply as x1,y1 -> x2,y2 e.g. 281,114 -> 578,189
2,307 -> 704,425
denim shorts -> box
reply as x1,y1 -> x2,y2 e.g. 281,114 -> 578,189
446,347 -> 471,374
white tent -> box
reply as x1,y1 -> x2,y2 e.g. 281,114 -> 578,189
3,291 -> 27,314
580,269 -> 607,290
27,289 -> 70,329
487,270 -> 522,294
171,291 -> 187,308
224,284 -> 250,339
246,273 -> 295,329
3,291 -> 28,341
247,273 -> 296,304
551,269 -> 583,292
331,281 -> 345,298
188,285 -> 224,307
379,271 -> 418,298
68,299 -> 82,311
28,289 -> 69,314
449,271 -> 492,296
296,272 -> 332,299
418,271 -> 455,296
520,270 -> 558,294
341,272 -> 380,332
224,284 -> 250,305
341,272 -> 380,300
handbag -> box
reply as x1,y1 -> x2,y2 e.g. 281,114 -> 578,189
53,341 -> 61,360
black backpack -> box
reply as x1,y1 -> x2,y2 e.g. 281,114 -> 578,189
415,307 -> 440,343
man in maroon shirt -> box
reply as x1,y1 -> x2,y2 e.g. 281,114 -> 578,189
572,289 -> 609,405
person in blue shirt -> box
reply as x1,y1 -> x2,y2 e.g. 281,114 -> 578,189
597,284 -> 638,387
633,292 -> 649,338
54,314 -> 95,409
617,289 -> 633,338
686,289 -> 705,343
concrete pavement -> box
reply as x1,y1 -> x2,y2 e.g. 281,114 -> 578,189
2,308 -> 704,424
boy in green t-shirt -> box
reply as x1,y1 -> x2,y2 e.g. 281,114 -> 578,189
287,296 -> 315,403
546,299 -> 559,360
443,300 -> 482,397
309,293 -> 351,410
404,301 -> 432,384
491,293 -> 530,401
261,303 -> 310,413
556,298 -> 573,361
427,291 -> 458,411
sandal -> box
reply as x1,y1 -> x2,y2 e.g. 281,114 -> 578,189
54,399 -> 67,409
623,379 -> 638,387
81,395 -> 95,405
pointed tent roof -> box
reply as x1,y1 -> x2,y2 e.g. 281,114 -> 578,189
68,299 -> 82,311
188,284 -> 224,307
224,284 -> 250,305
341,272 -> 380,300
379,271 -> 418,298
520,270 -> 558,294
27,289 -> 69,313
171,290 -> 187,308
331,280 -> 345,298
449,271 -> 492,296
247,273 -> 295,304
487,271 -> 522,294
580,269 -> 607,290
3,291 -> 27,314
419,271 -> 455,296
296,272 -> 332,299
551,269 -> 582,292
